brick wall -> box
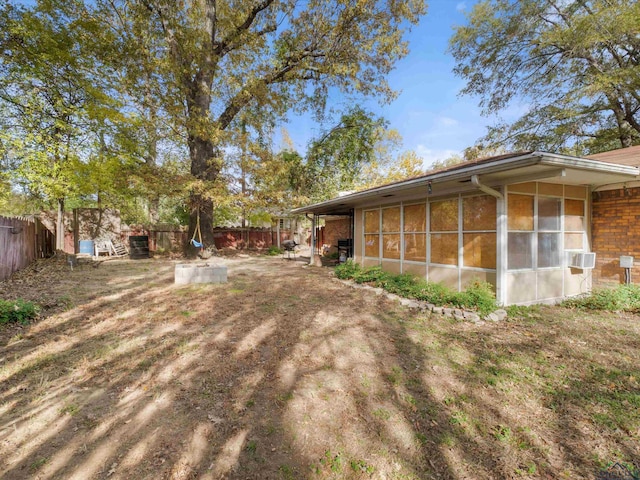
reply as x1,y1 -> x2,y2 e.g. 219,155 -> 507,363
324,217 -> 351,254
591,187 -> 640,285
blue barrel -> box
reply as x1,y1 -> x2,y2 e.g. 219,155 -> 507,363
79,240 -> 94,255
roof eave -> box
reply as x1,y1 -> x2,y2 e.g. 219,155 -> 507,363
290,151 -> 640,215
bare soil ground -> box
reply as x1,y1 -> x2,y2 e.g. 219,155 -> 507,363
0,254 -> 639,479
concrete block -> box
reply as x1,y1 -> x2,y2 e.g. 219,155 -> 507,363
175,264 -> 228,285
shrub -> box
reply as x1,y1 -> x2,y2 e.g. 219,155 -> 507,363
333,262 -> 498,314
352,266 -> 389,285
0,299 -> 39,325
266,245 -> 283,256
413,280 -> 452,305
450,280 -> 497,316
380,273 -> 419,296
334,259 -> 361,279
563,284 -> 640,312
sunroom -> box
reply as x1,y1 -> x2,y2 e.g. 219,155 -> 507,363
291,151 -> 639,305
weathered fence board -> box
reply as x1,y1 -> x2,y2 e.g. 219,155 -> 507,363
0,215 -> 55,281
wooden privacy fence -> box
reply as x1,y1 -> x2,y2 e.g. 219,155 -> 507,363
0,215 -> 55,281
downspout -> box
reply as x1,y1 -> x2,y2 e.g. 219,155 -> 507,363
471,175 -> 506,306
471,175 -> 503,199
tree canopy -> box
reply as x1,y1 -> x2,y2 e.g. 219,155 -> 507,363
95,0 -> 426,245
450,0 -> 640,154
0,0 -> 428,249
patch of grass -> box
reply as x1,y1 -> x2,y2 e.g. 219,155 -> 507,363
266,246 -> 283,256
372,408 -> 392,420
136,358 -> 154,371
29,457 -> 48,472
276,392 -> 294,404
515,462 -> 537,475
440,432 -> 456,447
60,403 -> 80,416
9,333 -> 24,343
403,393 -> 417,407
505,304 -> 544,321
0,299 -> 39,324
387,366 -> 403,385
245,440 -> 257,454
57,295 -> 74,310
493,424 -> 512,442
278,464 -> 296,479
321,450 -> 344,473
350,459 -> 375,474
449,410 -> 468,426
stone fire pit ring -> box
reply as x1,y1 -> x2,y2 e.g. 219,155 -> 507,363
174,263 -> 228,285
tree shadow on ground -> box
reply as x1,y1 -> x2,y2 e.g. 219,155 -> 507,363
1,258 -> 639,479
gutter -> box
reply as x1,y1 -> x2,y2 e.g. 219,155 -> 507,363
291,151 -> 640,215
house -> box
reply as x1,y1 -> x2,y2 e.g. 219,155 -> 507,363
291,150 -> 640,306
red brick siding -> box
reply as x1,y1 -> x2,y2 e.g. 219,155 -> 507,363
324,218 -> 351,254
591,187 -> 640,285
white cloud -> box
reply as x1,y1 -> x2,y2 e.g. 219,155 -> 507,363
415,145 -> 461,170
438,116 -> 458,127
456,2 -> 467,12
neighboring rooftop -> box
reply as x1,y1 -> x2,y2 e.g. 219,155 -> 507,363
586,145 -> 640,167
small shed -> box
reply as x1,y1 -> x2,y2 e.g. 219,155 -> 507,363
291,150 -> 640,306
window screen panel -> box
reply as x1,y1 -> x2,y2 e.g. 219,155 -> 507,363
404,233 -> 426,262
508,232 -> 533,269
463,233 -> 497,269
538,233 -> 561,268
364,234 -> 379,257
538,197 -> 561,231
403,204 -> 426,232
430,200 -> 458,231
508,194 -> 534,231
565,199 -> 585,231
463,195 -> 496,231
382,207 -> 400,233
382,234 -> 401,259
430,233 -> 458,265
364,210 -> 379,233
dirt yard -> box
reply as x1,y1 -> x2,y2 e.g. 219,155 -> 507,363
0,254 -> 639,479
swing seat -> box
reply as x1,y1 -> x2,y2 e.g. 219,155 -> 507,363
191,239 -> 203,248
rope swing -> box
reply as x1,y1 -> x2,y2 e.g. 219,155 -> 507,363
190,210 -> 203,248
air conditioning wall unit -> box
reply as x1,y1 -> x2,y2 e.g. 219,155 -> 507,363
568,252 -> 596,269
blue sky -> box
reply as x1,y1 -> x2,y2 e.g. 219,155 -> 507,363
282,0 -> 505,169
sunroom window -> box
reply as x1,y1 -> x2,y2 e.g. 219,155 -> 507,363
507,194 -> 534,269
430,199 -> 458,265
537,197 -> 562,268
403,203 -> 426,262
382,207 -> 401,259
462,195 -> 496,269
364,210 -> 380,258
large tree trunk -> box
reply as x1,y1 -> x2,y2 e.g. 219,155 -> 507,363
188,134 -> 219,254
